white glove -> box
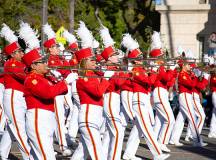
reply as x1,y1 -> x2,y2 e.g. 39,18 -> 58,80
209,57 -> 214,65
203,73 -> 210,80
169,64 -> 178,70
104,71 -> 115,80
128,62 -> 133,71
152,66 -> 158,72
65,72 -> 78,85
50,70 -> 62,80
193,68 -> 202,77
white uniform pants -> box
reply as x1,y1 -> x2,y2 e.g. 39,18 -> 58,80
103,92 -> 124,160
147,93 -> 155,126
26,108 -> 56,160
119,91 -> 137,158
153,87 -> 175,144
121,91 -> 135,120
71,104 -> 105,160
186,92 -> 206,137
123,125 -> 141,158
0,83 -> 6,134
209,92 -> 216,135
54,95 -> 68,151
68,81 -> 80,140
133,92 -> 162,157
170,93 -> 201,143
0,89 -> 31,160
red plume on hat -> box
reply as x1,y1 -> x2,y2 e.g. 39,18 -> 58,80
121,33 -> 142,59
150,31 -> 163,58
43,23 -> 56,48
0,23 -> 20,55
63,29 -> 78,50
75,21 -> 94,62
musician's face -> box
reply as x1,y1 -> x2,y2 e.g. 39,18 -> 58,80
134,60 -> 142,65
108,54 -> 119,64
86,58 -> 96,69
31,60 -> 48,74
185,64 -> 191,71
49,45 -> 60,55
12,50 -> 24,62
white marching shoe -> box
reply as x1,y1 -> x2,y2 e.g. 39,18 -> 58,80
193,141 -> 208,147
169,140 -> 183,147
160,144 -> 171,153
185,135 -> 193,142
154,153 -> 170,160
208,133 -> 216,138
62,148 -> 72,156
122,154 -> 143,160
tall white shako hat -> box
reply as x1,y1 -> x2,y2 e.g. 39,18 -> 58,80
43,23 -> 56,48
121,33 -> 142,59
75,21 -> 94,62
176,45 -> 185,57
63,29 -> 78,50
0,23 -> 20,56
18,21 -> 42,67
99,26 -> 116,61
149,31 -> 163,57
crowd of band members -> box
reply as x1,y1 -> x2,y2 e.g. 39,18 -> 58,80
0,22 -> 215,160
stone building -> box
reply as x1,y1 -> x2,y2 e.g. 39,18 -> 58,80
156,0 -> 216,58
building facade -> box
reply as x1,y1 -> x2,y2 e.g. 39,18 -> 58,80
156,0 -> 216,58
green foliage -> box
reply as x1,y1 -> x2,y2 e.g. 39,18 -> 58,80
0,0 -> 160,51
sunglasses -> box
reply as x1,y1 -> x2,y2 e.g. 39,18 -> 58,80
14,50 -> 22,54
33,60 -> 47,64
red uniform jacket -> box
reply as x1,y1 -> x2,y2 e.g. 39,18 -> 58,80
4,58 -> 26,92
147,69 -> 158,93
0,73 -> 4,85
132,67 -> 157,94
154,66 -> 173,90
191,74 -> 208,94
178,70 -> 195,94
210,74 -> 216,92
77,71 -> 110,106
48,55 -> 71,78
167,69 -> 178,88
69,57 -> 78,66
105,67 -> 127,94
24,72 -> 68,112
120,72 -> 133,92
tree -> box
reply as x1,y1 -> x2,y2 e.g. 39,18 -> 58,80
69,0 -> 75,33
0,0 -> 160,51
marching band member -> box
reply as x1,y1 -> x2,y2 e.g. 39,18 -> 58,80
151,32 -> 175,151
63,29 -> 80,147
120,34 -> 141,160
209,67 -> 216,138
22,48 -> 76,160
185,64 -> 209,141
71,22 -> 111,160
0,36 -> 6,135
120,33 -> 170,160
0,24 -> 31,160
43,23 -> 72,156
129,51 -> 170,160
0,67 -> 6,135
99,26 -> 127,160
170,58 -> 207,147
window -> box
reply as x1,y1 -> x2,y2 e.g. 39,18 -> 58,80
198,36 -> 205,59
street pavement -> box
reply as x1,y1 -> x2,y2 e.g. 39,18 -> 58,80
7,127 -> 216,160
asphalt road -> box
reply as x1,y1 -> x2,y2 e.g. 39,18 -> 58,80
7,127 -> 216,160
